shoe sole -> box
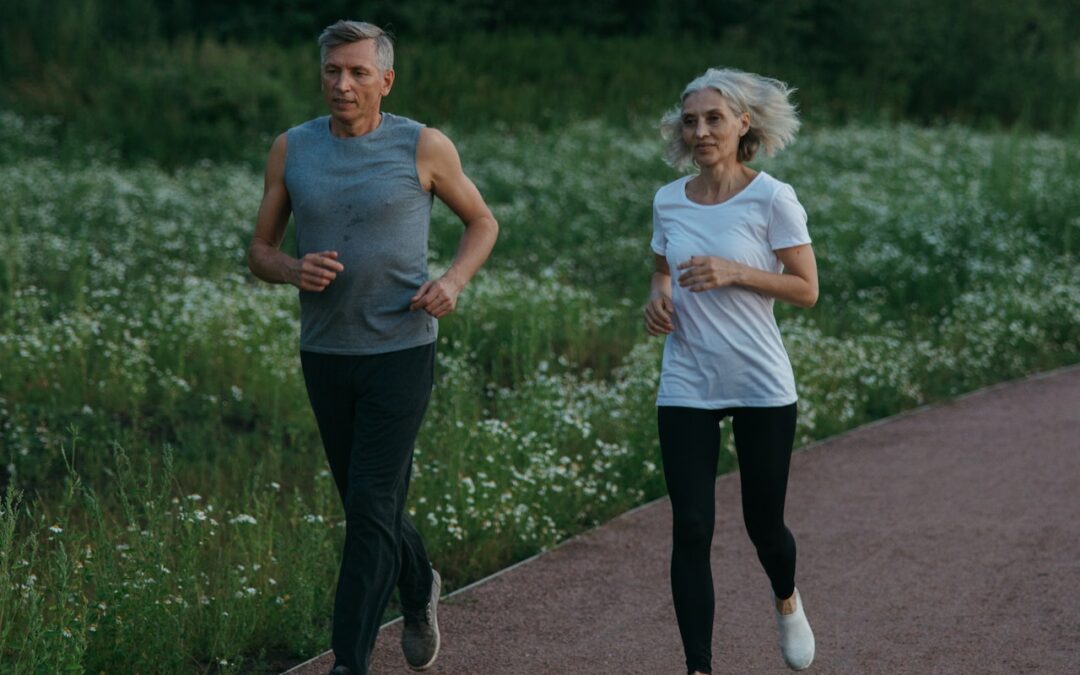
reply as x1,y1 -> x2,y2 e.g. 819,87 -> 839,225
407,572 -> 441,672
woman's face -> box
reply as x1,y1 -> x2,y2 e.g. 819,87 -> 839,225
680,89 -> 750,168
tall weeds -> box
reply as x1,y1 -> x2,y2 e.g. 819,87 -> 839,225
1,114 -> 1078,671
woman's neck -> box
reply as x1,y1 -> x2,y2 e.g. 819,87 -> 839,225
689,162 -> 756,203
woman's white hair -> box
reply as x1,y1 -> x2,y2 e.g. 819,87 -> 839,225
318,20 -> 394,71
660,68 -> 800,169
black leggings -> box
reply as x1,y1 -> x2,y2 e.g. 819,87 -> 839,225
658,404 -> 798,675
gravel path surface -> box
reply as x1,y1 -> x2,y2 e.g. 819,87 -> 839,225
285,366 -> 1080,674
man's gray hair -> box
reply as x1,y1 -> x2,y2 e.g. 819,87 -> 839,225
318,20 -> 394,71
660,68 -> 800,169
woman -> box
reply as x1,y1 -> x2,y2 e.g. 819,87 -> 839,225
643,67 -> 818,674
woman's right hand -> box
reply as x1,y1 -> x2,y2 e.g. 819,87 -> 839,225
644,294 -> 676,336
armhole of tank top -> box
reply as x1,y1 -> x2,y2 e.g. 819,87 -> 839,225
282,127 -> 294,186
283,129 -> 294,177
411,123 -> 429,194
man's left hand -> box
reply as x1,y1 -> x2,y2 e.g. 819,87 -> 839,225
410,276 -> 462,318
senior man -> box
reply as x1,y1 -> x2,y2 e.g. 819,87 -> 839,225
247,20 -> 498,675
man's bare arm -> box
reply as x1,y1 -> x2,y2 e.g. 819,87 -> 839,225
410,127 -> 499,317
247,133 -> 343,291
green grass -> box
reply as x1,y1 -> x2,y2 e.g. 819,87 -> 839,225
1,111 -> 1078,672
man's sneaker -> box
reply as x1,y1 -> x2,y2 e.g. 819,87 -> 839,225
401,568 -> 441,671
775,587 -> 815,670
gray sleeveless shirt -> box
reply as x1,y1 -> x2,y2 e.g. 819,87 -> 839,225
285,113 -> 436,354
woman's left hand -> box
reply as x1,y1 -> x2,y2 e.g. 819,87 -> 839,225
676,256 -> 745,292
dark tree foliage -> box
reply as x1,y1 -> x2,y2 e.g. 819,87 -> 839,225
0,0 -> 1076,162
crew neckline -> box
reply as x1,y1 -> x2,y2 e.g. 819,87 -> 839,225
325,112 -> 388,141
680,170 -> 766,207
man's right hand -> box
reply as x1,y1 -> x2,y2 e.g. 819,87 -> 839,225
292,251 -> 344,291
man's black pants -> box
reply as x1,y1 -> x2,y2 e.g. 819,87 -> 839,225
301,343 -> 436,674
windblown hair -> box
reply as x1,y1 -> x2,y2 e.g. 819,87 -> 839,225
660,68 -> 800,169
318,20 -> 394,71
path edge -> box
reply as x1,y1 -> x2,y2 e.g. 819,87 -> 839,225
280,361 -> 1080,674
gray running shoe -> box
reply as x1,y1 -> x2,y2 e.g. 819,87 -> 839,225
401,568 -> 441,671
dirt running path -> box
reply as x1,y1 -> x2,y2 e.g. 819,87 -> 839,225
286,366 -> 1080,674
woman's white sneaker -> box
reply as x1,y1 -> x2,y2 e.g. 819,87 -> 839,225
775,587 -> 814,670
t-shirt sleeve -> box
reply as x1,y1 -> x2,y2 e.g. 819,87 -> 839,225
650,197 -> 666,256
767,183 -> 811,250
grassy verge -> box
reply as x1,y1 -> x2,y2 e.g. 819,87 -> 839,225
1,112 -> 1077,672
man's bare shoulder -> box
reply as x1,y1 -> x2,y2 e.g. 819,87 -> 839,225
417,126 -> 457,158
264,132 -> 290,182
270,132 -> 288,156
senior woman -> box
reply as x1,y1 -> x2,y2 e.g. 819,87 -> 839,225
643,67 -> 818,674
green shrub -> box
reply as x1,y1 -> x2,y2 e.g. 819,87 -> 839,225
1,114 -> 1078,672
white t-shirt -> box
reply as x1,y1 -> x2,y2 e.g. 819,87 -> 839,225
651,171 -> 811,409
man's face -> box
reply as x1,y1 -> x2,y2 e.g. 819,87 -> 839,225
320,39 -> 395,124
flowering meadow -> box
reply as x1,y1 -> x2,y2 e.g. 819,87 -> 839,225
1,110 -> 1078,672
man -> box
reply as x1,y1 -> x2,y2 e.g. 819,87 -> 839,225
247,20 -> 498,675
